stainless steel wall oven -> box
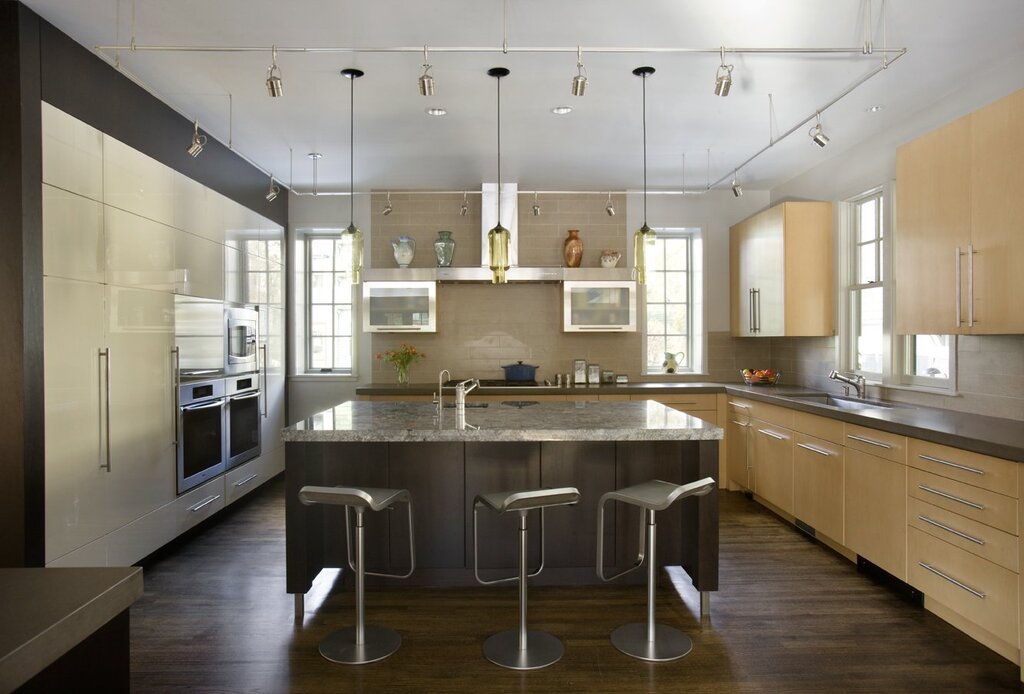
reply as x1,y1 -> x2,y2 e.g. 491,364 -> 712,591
177,378 -> 227,494
225,374 -> 261,469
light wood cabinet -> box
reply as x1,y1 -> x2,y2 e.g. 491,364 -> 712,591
845,448 -> 907,580
730,201 -> 834,337
895,87 -> 1024,335
725,399 -> 753,490
751,420 -> 795,514
793,433 -> 844,543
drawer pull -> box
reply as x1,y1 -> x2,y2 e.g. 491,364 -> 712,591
188,494 -> 221,513
917,454 -> 984,476
846,433 -> 893,450
757,428 -> 787,441
728,401 -> 751,409
796,442 -> 832,457
918,562 -> 986,599
917,515 -> 985,546
730,420 -> 749,427
917,484 -> 984,511
233,473 -> 259,488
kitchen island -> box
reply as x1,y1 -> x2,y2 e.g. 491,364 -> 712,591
282,399 -> 722,619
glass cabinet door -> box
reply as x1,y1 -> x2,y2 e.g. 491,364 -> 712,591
562,281 -> 637,332
362,281 -> 437,332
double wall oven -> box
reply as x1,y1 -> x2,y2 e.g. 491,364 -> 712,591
176,305 -> 263,494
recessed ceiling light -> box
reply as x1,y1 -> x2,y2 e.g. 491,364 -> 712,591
425,107 -> 447,116
551,106 -> 573,115
867,104 -> 885,113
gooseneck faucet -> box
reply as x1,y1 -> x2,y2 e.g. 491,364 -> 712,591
435,369 -> 451,415
829,369 -> 866,399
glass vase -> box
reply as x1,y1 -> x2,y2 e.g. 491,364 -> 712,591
395,363 -> 409,385
434,230 -> 455,267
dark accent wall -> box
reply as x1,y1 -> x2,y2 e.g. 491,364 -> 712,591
0,1 -> 288,566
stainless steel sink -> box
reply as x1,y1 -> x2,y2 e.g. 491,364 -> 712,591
784,394 -> 898,411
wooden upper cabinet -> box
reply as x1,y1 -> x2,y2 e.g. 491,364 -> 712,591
730,201 -> 834,337
895,87 -> 1024,335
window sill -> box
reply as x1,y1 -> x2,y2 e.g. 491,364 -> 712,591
290,373 -> 358,382
875,381 -> 958,397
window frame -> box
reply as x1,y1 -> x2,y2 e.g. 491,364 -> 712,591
641,227 -> 704,375
301,230 -> 358,376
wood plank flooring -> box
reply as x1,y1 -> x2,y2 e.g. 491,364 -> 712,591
130,476 -> 1023,692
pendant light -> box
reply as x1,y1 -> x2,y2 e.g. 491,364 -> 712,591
341,68 -> 365,284
632,67 -> 656,285
487,67 -> 511,284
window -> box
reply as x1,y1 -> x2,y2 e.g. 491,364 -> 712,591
644,228 -> 703,374
305,234 -> 356,374
841,185 -> 954,390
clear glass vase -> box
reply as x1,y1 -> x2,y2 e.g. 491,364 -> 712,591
395,363 -> 409,385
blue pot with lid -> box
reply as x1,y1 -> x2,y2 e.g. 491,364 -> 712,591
501,361 -> 539,382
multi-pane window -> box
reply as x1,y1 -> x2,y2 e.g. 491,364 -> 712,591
850,191 -> 885,377
306,235 -> 355,373
645,229 -> 701,374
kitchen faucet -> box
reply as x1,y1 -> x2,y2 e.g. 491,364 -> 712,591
435,369 -> 451,415
454,378 -> 480,413
828,369 -> 866,399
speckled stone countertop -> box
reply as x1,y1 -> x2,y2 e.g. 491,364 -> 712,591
281,400 -> 723,443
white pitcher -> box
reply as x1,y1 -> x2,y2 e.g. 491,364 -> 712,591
391,236 -> 416,268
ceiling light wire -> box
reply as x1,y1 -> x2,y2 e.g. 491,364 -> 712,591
631,66 -> 656,285
341,67 -> 365,283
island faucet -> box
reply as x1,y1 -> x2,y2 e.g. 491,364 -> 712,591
828,369 -> 866,399
435,369 -> 451,415
455,378 -> 480,413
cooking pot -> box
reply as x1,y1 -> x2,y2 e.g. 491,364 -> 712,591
501,361 -> 539,382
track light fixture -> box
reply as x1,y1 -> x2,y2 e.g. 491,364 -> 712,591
266,45 -> 283,97
809,112 -> 830,147
265,175 -> 280,202
631,67 -> 657,285
186,120 -> 206,157
487,67 -> 511,284
460,191 -> 469,216
605,192 -> 615,216
418,46 -> 434,96
731,171 -> 743,197
382,191 -> 393,215
532,192 -> 541,216
572,46 -> 588,97
340,68 -> 365,284
714,46 -> 733,97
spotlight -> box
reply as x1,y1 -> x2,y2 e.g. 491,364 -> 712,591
714,47 -> 733,97
265,176 -> 280,202
460,192 -> 469,216
572,46 -> 588,97
809,112 -> 830,148
532,192 -> 541,216
186,120 -> 206,157
731,178 -> 743,198
382,191 -> 393,216
605,192 -> 615,216
266,45 -> 283,97
418,46 -> 434,96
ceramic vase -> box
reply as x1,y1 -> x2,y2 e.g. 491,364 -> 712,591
563,229 -> 583,268
392,236 -> 416,268
433,230 -> 455,267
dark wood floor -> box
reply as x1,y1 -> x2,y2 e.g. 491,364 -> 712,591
130,476 -> 1023,692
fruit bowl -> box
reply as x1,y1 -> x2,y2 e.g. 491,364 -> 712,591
741,369 -> 781,386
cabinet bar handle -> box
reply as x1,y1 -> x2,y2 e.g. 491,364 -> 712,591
917,484 -> 985,511
954,246 -> 962,328
846,433 -> 892,449
918,562 -> 985,599
260,344 -> 268,418
577,326 -> 626,330
730,420 -> 749,427
234,473 -> 259,488
100,347 -> 111,472
796,442 -> 832,457
172,346 -> 180,448
917,515 -> 985,546
377,326 -> 421,331
757,428 -> 787,441
967,244 -> 975,327
188,494 -> 221,513
728,401 -> 751,409
753,288 -> 761,333
918,453 -> 984,476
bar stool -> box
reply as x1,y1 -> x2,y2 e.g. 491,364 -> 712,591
298,485 -> 415,665
596,477 -> 716,662
473,486 -> 581,670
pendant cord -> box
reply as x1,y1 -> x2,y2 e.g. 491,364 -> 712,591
349,73 -> 354,226
642,71 -> 647,226
496,75 -> 501,192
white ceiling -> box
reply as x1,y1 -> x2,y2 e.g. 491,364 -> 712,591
22,0 -> 1024,195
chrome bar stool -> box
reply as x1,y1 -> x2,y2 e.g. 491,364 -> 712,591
473,486 -> 581,670
298,485 -> 415,665
597,477 -> 716,662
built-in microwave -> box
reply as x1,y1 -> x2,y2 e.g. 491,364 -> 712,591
225,306 -> 259,375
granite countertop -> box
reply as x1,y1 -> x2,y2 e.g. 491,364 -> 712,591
282,399 -> 723,443
354,381 -> 1024,461
0,567 -> 143,692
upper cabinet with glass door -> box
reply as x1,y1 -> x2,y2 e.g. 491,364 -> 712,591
562,280 -> 636,332
895,87 -> 1024,335
730,201 -> 834,337
362,281 -> 437,332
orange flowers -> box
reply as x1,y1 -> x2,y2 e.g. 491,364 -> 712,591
376,344 -> 425,369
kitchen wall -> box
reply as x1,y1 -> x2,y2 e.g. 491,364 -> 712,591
769,57 -> 1024,422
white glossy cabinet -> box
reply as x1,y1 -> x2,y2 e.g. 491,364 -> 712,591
42,184 -> 104,283
102,134 -> 175,225
41,102 -> 103,202
562,280 -> 637,332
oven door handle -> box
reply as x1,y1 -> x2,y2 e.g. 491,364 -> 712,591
182,398 -> 226,412
229,392 -> 261,401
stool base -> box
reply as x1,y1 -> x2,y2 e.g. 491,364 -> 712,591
319,624 -> 401,665
483,629 -> 564,670
610,623 -> 693,662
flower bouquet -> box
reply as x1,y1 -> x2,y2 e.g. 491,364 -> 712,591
377,344 -> 425,385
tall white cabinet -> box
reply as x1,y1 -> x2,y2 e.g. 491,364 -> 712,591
42,103 -> 285,567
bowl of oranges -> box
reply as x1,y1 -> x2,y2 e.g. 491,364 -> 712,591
741,368 -> 780,386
